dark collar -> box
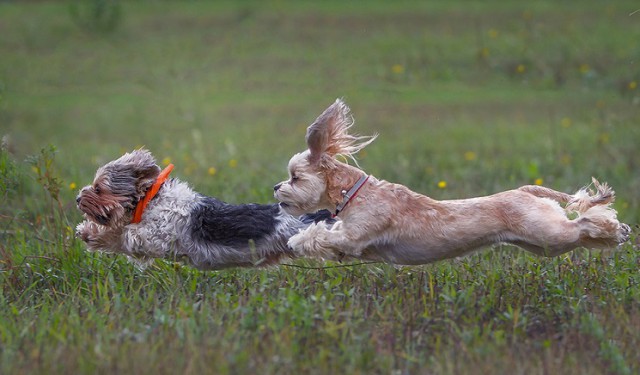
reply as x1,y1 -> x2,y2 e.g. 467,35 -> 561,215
334,174 -> 369,217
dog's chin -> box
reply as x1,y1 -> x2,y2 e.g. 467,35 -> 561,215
279,202 -> 309,217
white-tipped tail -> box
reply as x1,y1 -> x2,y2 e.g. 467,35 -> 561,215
566,177 -> 615,215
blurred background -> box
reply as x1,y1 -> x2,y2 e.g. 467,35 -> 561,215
2,2 -> 640,373
1,0 -> 639,221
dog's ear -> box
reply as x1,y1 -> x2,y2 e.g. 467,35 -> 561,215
306,99 -> 351,163
105,149 -> 161,198
306,119 -> 329,164
305,99 -> 377,164
128,149 -> 161,194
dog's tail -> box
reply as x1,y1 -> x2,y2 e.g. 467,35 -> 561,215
565,178 -> 615,215
518,185 -> 573,203
518,177 -> 615,215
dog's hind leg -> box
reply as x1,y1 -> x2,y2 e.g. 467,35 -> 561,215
574,205 -> 631,249
510,215 -> 628,257
563,179 -> 629,248
508,218 -> 583,257
503,187 -> 629,256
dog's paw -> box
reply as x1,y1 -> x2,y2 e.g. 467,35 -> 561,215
76,221 -> 93,242
288,224 -> 344,260
288,231 -> 312,256
75,220 -> 106,249
617,223 -> 631,244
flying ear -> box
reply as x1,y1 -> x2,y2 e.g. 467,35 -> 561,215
104,149 -> 161,198
128,149 -> 161,194
305,98 -> 377,164
305,117 -> 330,164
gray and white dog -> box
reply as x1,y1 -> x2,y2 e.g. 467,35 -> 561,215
76,149 -> 331,269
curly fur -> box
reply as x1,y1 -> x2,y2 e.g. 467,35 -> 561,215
76,149 -> 331,269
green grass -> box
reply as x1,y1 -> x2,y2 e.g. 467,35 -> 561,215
1,1 -> 639,374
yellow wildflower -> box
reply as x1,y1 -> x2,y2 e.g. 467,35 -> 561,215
437,180 -> 447,189
463,151 -> 477,161
578,64 -> 590,74
69,182 -> 77,190
391,64 -> 405,74
534,178 -> 543,186
162,157 -> 171,166
516,64 -> 526,74
560,117 -> 572,128
629,81 -> 637,90
228,159 -> 238,168
208,167 -> 217,176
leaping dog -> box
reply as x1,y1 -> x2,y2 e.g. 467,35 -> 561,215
76,149 -> 331,269
274,99 -> 630,264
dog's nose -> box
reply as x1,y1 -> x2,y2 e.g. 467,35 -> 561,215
76,196 -> 81,204
273,183 -> 282,192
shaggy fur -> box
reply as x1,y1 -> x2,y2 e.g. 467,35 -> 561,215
274,99 -> 631,264
76,149 -> 331,269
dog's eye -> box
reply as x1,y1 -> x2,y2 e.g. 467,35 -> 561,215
291,175 -> 299,182
94,185 -> 101,194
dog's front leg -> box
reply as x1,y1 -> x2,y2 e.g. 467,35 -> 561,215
76,220 -> 123,252
288,221 -> 363,261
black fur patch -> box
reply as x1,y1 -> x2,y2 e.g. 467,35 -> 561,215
300,209 -> 335,225
190,197 -> 283,247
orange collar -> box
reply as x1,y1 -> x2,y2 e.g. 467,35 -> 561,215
131,164 -> 174,224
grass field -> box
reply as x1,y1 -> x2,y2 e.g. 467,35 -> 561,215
1,1 -> 639,374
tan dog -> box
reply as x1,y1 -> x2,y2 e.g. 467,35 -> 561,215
274,99 -> 631,264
